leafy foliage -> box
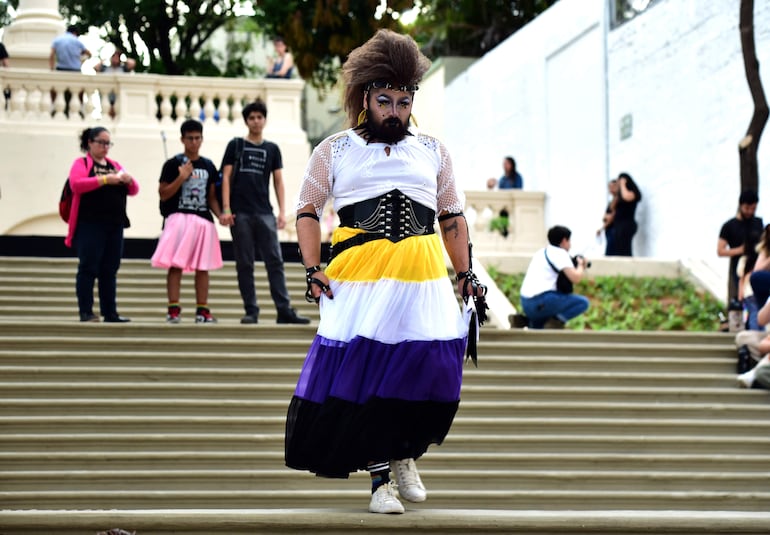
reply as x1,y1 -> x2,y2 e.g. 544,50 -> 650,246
409,0 -> 559,57
0,0 -> 18,29
488,267 -> 726,331
58,0 -> 251,75
252,0 -> 414,89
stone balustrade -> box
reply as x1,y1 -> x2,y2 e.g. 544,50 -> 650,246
463,190 -> 546,254
0,68 -> 303,130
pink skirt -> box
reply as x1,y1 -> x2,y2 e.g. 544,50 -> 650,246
151,212 -> 223,273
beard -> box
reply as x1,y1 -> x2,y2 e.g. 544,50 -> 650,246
368,116 -> 409,144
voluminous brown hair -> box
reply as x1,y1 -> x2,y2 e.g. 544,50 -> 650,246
342,29 -> 431,128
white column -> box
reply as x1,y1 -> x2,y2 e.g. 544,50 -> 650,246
2,0 -> 65,70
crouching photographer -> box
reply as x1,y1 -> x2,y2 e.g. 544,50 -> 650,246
517,225 -> 590,329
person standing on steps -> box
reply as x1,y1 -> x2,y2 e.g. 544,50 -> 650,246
718,189 -> 763,304
151,119 -> 223,324
65,127 -> 139,322
218,99 -> 309,325
284,29 -> 488,515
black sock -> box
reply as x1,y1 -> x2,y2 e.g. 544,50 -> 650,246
367,461 -> 390,494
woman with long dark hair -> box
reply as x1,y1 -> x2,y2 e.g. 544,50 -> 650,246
607,172 -> 641,256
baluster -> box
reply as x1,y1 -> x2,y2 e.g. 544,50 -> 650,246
230,97 -> 243,125
9,85 -> 26,120
188,93 -> 201,122
52,84 -> 67,120
100,88 -> 112,121
26,87 -> 42,120
159,91 -> 173,124
220,96 -> 233,124
202,95 -> 216,123
83,89 -> 96,120
40,86 -> 53,119
68,87 -> 83,121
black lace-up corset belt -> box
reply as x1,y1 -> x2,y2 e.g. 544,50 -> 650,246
331,190 -> 436,260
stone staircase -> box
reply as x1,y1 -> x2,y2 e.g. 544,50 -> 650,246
1,256 -> 769,534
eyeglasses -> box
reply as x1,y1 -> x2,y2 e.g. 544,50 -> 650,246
365,81 -> 419,92
92,139 -> 113,147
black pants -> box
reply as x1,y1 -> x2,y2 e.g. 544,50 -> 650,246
607,219 -> 637,256
74,220 -> 124,317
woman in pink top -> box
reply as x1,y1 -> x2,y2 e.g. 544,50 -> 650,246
66,126 -> 139,322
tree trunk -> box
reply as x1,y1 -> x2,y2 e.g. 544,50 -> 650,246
739,0 -> 769,194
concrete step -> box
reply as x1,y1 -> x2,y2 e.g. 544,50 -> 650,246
1,509 -> 770,535
4,468 -> 768,493
1,487 -> 769,511
3,431 -> 769,455
2,414 -> 767,436
1,255 -> 767,525
1,450 -> 762,473
0,365 -> 742,388
0,349 -> 735,374
3,398 -> 766,420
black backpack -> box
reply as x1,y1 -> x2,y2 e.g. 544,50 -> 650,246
59,157 -> 88,223
216,137 -> 244,210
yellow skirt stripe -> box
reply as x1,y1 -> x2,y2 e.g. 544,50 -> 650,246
327,227 -> 447,283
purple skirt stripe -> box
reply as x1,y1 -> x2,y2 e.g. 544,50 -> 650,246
294,335 -> 465,405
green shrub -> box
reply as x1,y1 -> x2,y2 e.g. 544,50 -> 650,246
488,267 -> 724,331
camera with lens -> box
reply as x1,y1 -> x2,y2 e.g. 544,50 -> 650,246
572,254 -> 592,269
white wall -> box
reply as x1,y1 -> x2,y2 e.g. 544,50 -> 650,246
607,0 -> 770,265
444,0 -> 770,296
443,0 -> 608,256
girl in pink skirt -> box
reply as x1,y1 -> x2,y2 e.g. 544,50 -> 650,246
151,119 -> 224,323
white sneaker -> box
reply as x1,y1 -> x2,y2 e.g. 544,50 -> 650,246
738,354 -> 770,388
390,458 -> 427,503
368,481 -> 404,514
737,368 -> 756,388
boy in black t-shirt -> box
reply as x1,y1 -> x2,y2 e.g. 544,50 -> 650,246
218,99 -> 309,325
151,119 -> 224,323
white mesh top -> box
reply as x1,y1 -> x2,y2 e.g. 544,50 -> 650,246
295,128 -> 465,218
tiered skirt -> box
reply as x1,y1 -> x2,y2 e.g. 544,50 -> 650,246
285,227 -> 467,478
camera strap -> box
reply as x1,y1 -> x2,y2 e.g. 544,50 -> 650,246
544,249 -> 561,275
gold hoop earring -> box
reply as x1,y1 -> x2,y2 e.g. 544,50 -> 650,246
357,109 -> 368,126
409,113 -> 419,128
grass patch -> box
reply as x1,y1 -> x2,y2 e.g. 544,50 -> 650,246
488,267 -> 725,331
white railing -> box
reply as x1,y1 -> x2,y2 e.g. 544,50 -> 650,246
0,68 -> 304,133
464,190 -> 546,254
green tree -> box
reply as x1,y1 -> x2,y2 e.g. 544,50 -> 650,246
253,0 -> 415,89
0,0 -> 19,29
409,0 -> 559,57
58,0 -> 251,75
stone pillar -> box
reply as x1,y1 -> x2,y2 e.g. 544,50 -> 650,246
2,0 -> 65,70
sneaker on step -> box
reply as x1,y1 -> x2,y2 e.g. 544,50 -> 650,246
195,308 -> 217,324
369,481 -> 405,514
738,354 -> 770,388
166,306 -> 181,324
390,458 -> 426,503
276,307 -> 310,324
